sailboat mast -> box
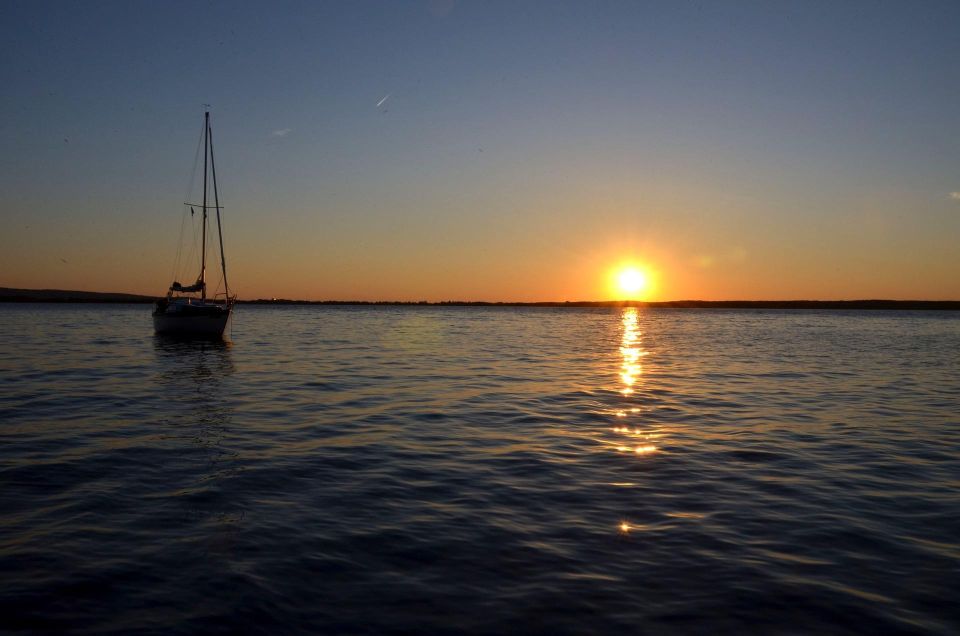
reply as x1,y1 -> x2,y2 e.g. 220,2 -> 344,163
208,122 -> 229,299
200,111 -> 209,302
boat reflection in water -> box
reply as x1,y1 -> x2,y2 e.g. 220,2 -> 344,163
152,336 -> 244,550
152,335 -> 236,460
153,335 -> 235,396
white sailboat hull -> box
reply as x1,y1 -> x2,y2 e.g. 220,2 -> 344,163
153,308 -> 232,337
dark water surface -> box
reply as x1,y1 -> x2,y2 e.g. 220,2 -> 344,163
1,304 -> 958,634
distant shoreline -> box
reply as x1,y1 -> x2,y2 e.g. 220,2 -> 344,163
1,288 -> 958,310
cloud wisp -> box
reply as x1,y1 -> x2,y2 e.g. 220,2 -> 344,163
271,128 -> 292,137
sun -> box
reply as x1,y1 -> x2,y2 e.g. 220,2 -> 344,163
611,265 -> 655,299
618,268 -> 648,295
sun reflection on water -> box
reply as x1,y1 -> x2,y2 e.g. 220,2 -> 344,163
609,308 -> 659,453
607,307 -> 669,532
619,308 -> 647,396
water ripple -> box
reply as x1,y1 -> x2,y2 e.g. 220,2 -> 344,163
0,304 -> 958,634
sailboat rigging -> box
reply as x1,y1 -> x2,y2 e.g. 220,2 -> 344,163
153,111 -> 235,337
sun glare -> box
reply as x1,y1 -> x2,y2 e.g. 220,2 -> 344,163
613,265 -> 654,299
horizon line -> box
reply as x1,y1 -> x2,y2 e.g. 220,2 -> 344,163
1,287 -> 959,309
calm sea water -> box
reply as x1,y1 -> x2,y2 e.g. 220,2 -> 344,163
1,304 -> 958,634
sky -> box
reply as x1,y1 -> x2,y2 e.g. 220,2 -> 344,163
1,0 -> 958,301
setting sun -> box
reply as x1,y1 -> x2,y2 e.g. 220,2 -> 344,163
612,265 -> 655,300
618,268 -> 647,295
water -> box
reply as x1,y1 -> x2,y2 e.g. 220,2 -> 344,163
1,304 -> 958,634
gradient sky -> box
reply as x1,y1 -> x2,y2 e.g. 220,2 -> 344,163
1,0 -> 958,301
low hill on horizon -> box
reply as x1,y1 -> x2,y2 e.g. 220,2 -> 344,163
0,287 -> 157,303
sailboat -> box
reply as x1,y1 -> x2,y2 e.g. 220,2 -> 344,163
153,111 -> 235,337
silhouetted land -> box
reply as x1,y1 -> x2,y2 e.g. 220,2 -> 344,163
243,299 -> 960,310
0,287 -> 157,303
2,288 -> 958,310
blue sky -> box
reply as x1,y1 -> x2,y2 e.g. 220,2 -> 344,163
1,1 -> 958,300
